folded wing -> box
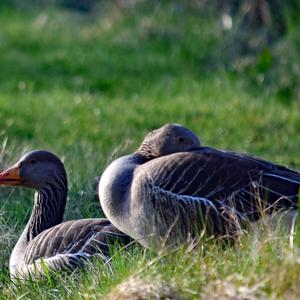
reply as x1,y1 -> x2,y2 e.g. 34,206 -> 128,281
134,147 -> 300,243
20,219 -> 133,277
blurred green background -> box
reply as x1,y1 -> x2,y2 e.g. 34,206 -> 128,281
0,0 -> 299,156
1,0 -> 300,151
0,0 -> 300,296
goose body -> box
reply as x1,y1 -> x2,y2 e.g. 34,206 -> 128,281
0,150 -> 132,279
99,124 -> 299,248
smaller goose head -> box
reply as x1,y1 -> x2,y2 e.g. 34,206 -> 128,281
136,123 -> 201,159
0,150 -> 66,190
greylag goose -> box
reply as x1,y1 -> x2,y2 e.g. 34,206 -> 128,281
99,124 -> 299,249
0,150 -> 133,279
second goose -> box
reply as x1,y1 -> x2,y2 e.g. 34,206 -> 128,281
99,124 -> 299,249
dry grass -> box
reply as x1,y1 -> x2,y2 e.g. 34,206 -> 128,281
108,275 -> 180,300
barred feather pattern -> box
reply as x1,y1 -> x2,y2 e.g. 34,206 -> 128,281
130,147 -> 300,246
16,220 -> 131,279
26,177 -> 67,242
133,168 -> 243,248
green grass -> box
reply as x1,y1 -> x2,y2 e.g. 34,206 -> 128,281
0,1 -> 300,299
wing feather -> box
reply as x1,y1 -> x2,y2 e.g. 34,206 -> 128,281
139,147 -> 300,223
23,219 -> 133,268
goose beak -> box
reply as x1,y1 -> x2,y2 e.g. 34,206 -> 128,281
0,164 -> 22,185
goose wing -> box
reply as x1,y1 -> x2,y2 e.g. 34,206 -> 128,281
22,218 -> 133,274
139,147 -> 300,221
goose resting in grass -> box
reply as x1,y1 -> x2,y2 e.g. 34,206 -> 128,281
99,123 -> 299,249
0,150 -> 133,279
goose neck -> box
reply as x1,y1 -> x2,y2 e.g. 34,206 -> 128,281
10,176 -> 67,273
99,154 -> 147,220
26,181 -> 67,241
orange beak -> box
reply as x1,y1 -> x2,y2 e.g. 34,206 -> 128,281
0,164 -> 22,186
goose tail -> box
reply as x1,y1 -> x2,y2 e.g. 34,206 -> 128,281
262,167 -> 300,210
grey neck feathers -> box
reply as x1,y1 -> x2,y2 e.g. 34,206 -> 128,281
25,174 -> 68,242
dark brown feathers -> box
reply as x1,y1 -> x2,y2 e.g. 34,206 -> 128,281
141,146 -> 299,221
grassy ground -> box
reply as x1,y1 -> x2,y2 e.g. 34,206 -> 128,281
0,1 -> 300,299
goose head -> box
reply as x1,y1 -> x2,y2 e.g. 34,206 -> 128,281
0,150 -> 67,190
136,123 -> 201,159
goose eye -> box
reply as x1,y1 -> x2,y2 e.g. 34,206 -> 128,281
177,136 -> 185,143
29,159 -> 37,165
